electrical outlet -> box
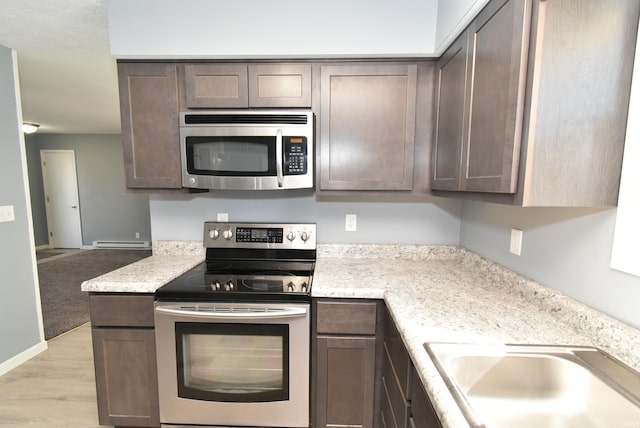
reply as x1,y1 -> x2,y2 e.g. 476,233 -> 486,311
0,205 -> 15,223
135,232 -> 140,239
510,228 -> 523,256
217,213 -> 229,222
345,214 -> 357,232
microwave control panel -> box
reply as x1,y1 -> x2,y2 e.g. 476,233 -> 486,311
284,136 -> 307,175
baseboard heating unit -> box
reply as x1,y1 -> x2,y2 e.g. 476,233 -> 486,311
92,240 -> 150,249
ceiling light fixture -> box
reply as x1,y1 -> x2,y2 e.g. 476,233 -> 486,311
23,123 -> 40,134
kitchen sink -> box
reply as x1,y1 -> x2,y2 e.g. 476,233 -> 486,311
425,343 -> 640,428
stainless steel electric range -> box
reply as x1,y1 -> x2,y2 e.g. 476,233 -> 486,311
154,222 -> 316,428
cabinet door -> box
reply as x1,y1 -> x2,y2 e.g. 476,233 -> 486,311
431,33 -> 468,191
248,64 -> 312,107
92,328 -> 160,427
320,64 -> 417,190
118,63 -> 182,189
462,0 -> 529,193
316,336 -> 377,428
184,64 -> 249,108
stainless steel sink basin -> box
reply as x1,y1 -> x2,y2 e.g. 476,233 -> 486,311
425,343 -> 640,428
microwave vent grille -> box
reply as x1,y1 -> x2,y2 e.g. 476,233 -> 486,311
184,114 -> 308,125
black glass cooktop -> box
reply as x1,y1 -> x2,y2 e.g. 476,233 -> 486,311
155,261 -> 314,302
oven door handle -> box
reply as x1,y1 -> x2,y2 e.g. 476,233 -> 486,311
276,128 -> 284,188
155,305 -> 308,320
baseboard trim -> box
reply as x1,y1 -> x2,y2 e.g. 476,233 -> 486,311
0,340 -> 48,376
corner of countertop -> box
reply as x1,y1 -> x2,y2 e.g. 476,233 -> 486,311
456,248 -> 640,371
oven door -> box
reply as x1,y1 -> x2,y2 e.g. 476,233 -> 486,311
155,301 -> 310,427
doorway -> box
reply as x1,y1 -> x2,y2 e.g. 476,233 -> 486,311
40,150 -> 83,249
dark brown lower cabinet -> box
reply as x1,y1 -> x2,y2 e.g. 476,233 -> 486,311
381,306 -> 442,428
410,366 -> 442,428
316,336 -> 377,428
89,294 -> 160,428
313,299 -> 384,428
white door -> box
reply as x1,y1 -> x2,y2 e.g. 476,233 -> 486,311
40,150 -> 83,248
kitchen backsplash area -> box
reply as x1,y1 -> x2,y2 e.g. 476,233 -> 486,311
148,192 -> 462,245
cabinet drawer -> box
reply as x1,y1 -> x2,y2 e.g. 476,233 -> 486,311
382,344 -> 410,428
316,300 -> 377,335
89,294 -> 155,327
410,367 -> 442,428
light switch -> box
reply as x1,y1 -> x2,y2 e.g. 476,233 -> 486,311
0,205 -> 15,223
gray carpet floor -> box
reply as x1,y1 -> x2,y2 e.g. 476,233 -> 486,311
37,249 -> 151,339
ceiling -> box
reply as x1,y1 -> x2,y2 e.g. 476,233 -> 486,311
0,0 -> 120,134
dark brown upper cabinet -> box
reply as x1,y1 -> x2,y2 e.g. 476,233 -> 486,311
432,0 -> 528,195
431,35 -> 468,192
118,62 -> 182,190
184,63 -> 312,108
432,0 -> 640,206
319,64 -> 418,191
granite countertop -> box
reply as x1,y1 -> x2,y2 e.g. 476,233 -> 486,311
314,244 -> 640,428
81,241 -> 640,428
80,241 -> 205,293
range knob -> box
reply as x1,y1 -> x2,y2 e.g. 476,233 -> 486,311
208,229 -> 220,240
224,281 -> 235,292
223,229 -> 233,240
287,231 -> 296,241
212,281 -> 222,291
287,282 -> 296,292
301,231 -> 310,242
301,282 -> 308,292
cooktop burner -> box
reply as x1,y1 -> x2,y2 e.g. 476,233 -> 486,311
156,262 -> 313,302
155,222 -> 316,302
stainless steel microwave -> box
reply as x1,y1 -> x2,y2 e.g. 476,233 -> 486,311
180,110 -> 314,190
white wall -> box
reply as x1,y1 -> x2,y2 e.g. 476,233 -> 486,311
0,45 -> 46,374
611,18 -> 640,277
434,0 -> 490,53
150,192 -> 462,245
108,0 -> 439,58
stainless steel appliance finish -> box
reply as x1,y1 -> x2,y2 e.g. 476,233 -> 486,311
155,301 -> 310,427
426,343 -> 640,428
154,222 -> 315,428
204,221 -> 316,249
180,110 -> 314,190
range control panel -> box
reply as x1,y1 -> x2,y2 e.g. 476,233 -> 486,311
203,222 -> 316,249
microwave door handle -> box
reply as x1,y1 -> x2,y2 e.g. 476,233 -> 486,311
276,129 -> 284,188
155,305 -> 307,320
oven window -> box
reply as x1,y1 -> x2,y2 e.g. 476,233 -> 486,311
186,136 -> 276,176
175,322 -> 289,402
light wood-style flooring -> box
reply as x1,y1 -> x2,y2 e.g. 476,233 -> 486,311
0,323 -> 109,427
